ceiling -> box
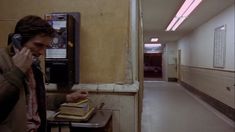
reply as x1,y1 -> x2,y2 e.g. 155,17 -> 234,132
142,0 -> 234,44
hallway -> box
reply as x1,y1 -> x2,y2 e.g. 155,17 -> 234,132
141,81 -> 234,132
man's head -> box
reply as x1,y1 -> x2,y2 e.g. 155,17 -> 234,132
13,15 -> 55,57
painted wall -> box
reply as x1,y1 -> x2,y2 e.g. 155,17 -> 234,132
165,42 -> 178,79
178,5 -> 234,70
178,5 -> 234,108
0,0 -> 141,132
0,0 -> 131,84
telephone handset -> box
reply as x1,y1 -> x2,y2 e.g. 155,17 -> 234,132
12,34 -> 40,67
12,34 -> 22,50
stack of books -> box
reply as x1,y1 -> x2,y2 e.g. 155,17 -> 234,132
56,99 -> 95,120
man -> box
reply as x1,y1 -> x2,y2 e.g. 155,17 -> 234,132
0,15 -> 88,132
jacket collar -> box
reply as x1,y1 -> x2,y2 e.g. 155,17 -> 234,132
7,44 -> 15,57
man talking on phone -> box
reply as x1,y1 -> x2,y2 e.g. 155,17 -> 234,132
0,15 -> 88,132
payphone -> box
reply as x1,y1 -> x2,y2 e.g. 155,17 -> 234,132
45,13 -> 80,90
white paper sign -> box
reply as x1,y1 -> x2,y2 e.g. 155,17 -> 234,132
213,25 -> 226,68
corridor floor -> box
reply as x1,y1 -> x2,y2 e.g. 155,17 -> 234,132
141,81 -> 234,132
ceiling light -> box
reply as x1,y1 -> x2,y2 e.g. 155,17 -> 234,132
144,43 -> 162,53
150,38 -> 159,42
166,0 -> 202,31
144,43 -> 161,48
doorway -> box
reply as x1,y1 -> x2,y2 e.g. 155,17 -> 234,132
144,53 -> 163,80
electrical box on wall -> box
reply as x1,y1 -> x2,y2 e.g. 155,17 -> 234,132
45,12 -> 80,90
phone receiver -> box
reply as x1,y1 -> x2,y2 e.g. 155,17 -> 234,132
32,57 -> 40,68
12,34 -> 22,50
12,34 -> 41,69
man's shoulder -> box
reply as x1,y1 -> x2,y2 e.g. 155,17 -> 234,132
0,48 -> 12,67
0,48 -> 9,59
0,48 -> 6,52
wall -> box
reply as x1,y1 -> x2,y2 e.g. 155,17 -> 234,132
0,0 -> 131,83
178,5 -> 234,108
47,82 -> 139,132
164,42 -> 178,80
0,0 -> 141,131
178,5 -> 234,70
137,0 -> 144,131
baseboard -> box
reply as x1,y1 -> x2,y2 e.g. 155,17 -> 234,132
180,81 -> 235,121
168,78 -> 177,82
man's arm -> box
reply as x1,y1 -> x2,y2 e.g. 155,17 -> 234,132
0,67 -> 25,122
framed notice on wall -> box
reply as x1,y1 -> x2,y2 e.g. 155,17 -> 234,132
213,25 -> 226,68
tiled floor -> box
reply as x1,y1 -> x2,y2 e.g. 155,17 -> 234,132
141,81 -> 235,132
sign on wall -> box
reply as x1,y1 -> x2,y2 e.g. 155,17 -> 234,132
213,25 -> 226,68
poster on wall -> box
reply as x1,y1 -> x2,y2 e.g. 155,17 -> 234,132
213,25 -> 226,68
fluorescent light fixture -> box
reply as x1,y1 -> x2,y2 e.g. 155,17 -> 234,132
220,26 -> 225,30
144,43 -> 161,48
150,38 -> 159,42
144,43 -> 162,53
166,0 -> 202,31
172,17 -> 186,31
166,17 -> 178,31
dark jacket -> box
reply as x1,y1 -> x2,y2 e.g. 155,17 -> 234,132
0,47 -> 28,132
0,46 -> 66,132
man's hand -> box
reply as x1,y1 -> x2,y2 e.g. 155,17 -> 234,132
66,90 -> 88,103
12,47 -> 33,73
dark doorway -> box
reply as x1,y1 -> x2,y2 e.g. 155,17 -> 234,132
144,53 -> 162,79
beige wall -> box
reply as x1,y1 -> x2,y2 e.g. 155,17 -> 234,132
88,92 -> 137,132
0,1 -> 142,131
177,6 -> 234,110
181,66 -> 235,108
47,82 -> 139,132
164,43 -> 178,79
0,0 -> 131,83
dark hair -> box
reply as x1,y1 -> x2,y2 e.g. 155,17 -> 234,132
13,15 -> 55,45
